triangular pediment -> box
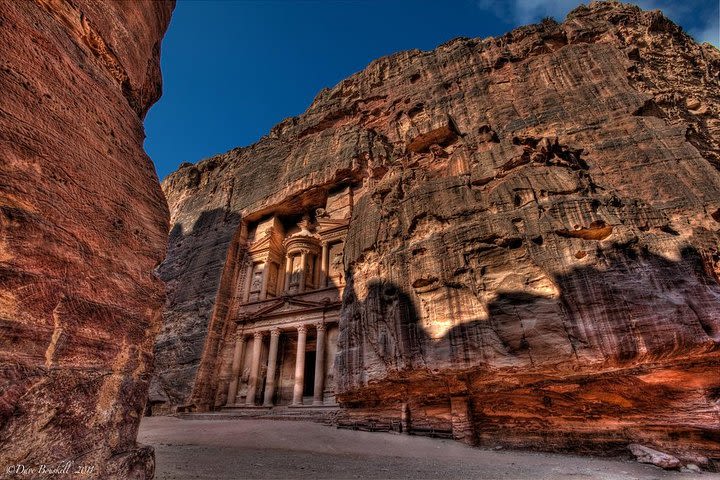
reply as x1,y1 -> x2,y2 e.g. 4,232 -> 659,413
247,230 -> 286,258
248,234 -> 272,252
250,235 -> 273,252
252,296 -> 331,318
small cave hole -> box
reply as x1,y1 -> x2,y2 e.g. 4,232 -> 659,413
711,209 -> 720,223
632,99 -> 665,118
498,237 -> 523,249
478,124 -> 500,143
407,103 -> 424,119
507,238 -> 523,249
412,277 -> 439,289
659,225 -> 680,236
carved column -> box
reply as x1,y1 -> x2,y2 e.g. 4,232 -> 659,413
239,221 -> 249,243
263,329 -> 281,407
259,261 -> 270,300
245,331 -> 263,406
242,261 -> 254,303
292,324 -> 307,405
313,323 -> 326,405
225,329 -> 246,405
319,242 -> 329,288
284,255 -> 293,292
298,251 -> 308,293
401,402 -> 411,434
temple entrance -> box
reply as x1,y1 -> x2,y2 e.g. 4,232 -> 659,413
303,350 -> 316,397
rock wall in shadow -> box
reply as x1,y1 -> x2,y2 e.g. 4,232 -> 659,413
152,208 -> 242,411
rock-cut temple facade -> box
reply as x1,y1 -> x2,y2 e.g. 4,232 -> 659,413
212,187 -> 352,409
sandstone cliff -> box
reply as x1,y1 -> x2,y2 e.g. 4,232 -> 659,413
0,1 -> 173,477
157,1 -> 720,462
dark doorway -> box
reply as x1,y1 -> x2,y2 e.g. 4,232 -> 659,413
303,350 -> 316,396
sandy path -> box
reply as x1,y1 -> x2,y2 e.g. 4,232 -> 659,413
138,417 -> 712,479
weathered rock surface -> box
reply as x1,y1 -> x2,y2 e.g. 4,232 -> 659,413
628,443 -> 681,469
157,1 -> 720,462
0,0 -> 173,477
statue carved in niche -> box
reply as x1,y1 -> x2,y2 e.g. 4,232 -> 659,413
304,254 -> 315,288
250,264 -> 263,292
330,244 -> 344,285
237,365 -> 251,400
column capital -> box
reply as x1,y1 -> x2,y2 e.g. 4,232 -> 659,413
315,323 -> 325,332
253,331 -> 264,339
235,328 -> 245,340
270,328 -> 281,337
297,324 -> 307,334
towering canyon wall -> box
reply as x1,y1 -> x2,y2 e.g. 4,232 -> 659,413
157,1 -> 720,461
0,1 -> 173,477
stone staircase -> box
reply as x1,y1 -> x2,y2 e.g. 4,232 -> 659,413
177,404 -> 340,425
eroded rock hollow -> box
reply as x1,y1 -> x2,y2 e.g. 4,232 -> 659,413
0,0 -> 173,477
156,2 -> 720,463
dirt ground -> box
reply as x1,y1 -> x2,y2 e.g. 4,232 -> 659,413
138,417 -> 714,480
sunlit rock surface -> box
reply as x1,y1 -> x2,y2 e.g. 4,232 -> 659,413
0,1 -> 173,477
157,2 -> 720,461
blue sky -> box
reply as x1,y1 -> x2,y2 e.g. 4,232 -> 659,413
145,0 -> 719,180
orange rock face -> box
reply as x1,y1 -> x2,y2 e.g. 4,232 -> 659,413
157,2 -> 719,463
0,1 -> 173,477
